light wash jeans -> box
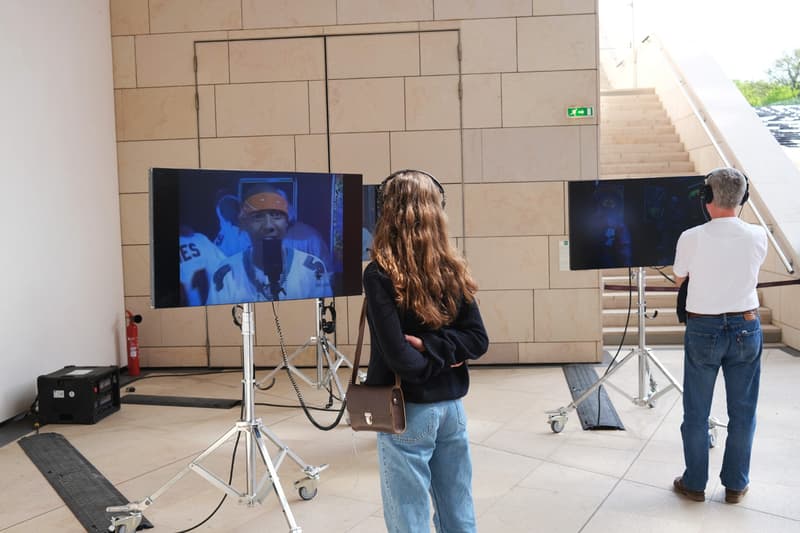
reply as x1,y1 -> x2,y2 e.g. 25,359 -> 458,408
680,313 -> 762,492
377,399 -> 476,533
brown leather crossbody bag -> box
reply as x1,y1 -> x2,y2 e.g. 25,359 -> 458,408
345,300 -> 406,434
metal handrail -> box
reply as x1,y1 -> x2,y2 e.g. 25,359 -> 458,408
642,35 -> 795,274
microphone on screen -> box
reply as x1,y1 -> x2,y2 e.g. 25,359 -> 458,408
261,238 -> 285,300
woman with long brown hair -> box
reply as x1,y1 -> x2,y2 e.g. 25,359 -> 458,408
363,169 -> 489,533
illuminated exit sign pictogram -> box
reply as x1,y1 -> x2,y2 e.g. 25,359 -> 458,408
567,106 -> 594,118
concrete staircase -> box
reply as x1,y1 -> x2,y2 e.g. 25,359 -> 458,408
601,88 -> 694,178
599,89 -> 782,345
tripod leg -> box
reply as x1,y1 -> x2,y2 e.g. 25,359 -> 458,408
107,424 -> 245,523
329,342 -> 354,371
258,338 -> 317,387
252,426 -> 303,532
318,339 -> 348,400
568,349 -> 639,409
645,349 -> 684,394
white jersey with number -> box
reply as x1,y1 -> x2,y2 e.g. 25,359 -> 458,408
179,232 -> 227,306
207,247 -> 332,305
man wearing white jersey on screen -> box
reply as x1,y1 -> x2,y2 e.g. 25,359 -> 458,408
179,226 -> 226,306
207,183 -> 331,304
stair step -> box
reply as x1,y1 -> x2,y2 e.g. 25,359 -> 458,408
601,88 -> 657,96
602,101 -> 663,109
600,151 -> 690,164
601,133 -> 682,144
604,275 -> 679,288
603,125 -> 676,135
603,323 -> 782,346
602,266 -> 675,276
600,142 -> 687,154
600,97 -> 662,107
602,160 -> 694,173
601,117 -> 672,127
600,104 -> 667,113
601,171 -> 698,179
603,292 -> 679,308
602,106 -> 663,114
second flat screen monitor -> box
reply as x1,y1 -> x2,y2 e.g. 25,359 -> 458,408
568,176 -> 707,270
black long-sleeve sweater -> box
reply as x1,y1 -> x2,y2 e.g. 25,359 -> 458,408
362,261 -> 489,404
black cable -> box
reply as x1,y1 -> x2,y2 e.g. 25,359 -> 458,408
596,267 -> 634,427
270,301 -> 347,431
255,376 -> 276,391
652,266 -> 677,285
175,384 -> 245,533
255,401 -> 342,412
125,369 -> 242,384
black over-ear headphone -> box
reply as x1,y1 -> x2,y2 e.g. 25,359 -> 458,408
376,169 -> 446,212
701,171 -> 749,206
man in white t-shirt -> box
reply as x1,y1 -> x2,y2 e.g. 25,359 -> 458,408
671,168 -> 767,505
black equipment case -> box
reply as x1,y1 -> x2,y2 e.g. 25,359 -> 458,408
37,366 -> 121,424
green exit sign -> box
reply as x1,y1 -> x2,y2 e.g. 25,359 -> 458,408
567,106 -> 594,118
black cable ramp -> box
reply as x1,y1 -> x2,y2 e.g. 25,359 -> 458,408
121,394 -> 240,409
18,432 -> 153,531
563,364 -> 625,430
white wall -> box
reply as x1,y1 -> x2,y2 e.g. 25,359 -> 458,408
0,1 -> 124,421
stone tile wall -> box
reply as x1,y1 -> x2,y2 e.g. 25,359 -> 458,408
111,0 -> 603,366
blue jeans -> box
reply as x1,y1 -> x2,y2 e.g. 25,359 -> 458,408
377,399 -> 476,533
681,314 -> 762,492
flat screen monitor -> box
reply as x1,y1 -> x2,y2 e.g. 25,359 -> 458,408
361,184 -> 379,261
151,168 -> 363,308
568,175 -> 707,270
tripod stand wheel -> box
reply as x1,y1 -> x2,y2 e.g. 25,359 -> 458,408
296,478 -> 319,500
549,415 -> 566,433
298,485 -> 318,501
108,512 -> 143,533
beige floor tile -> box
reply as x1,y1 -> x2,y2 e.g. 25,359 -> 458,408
477,462 -> 616,533
470,444 -> 542,514
583,480 -> 800,533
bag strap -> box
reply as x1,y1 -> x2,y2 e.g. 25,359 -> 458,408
349,299 -> 401,388
350,299 -> 368,386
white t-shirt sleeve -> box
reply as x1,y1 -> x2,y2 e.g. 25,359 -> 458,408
672,230 -> 692,277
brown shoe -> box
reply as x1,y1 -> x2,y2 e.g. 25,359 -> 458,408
725,486 -> 749,504
673,476 -> 705,502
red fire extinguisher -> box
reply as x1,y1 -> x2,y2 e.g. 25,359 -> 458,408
126,310 -> 143,376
